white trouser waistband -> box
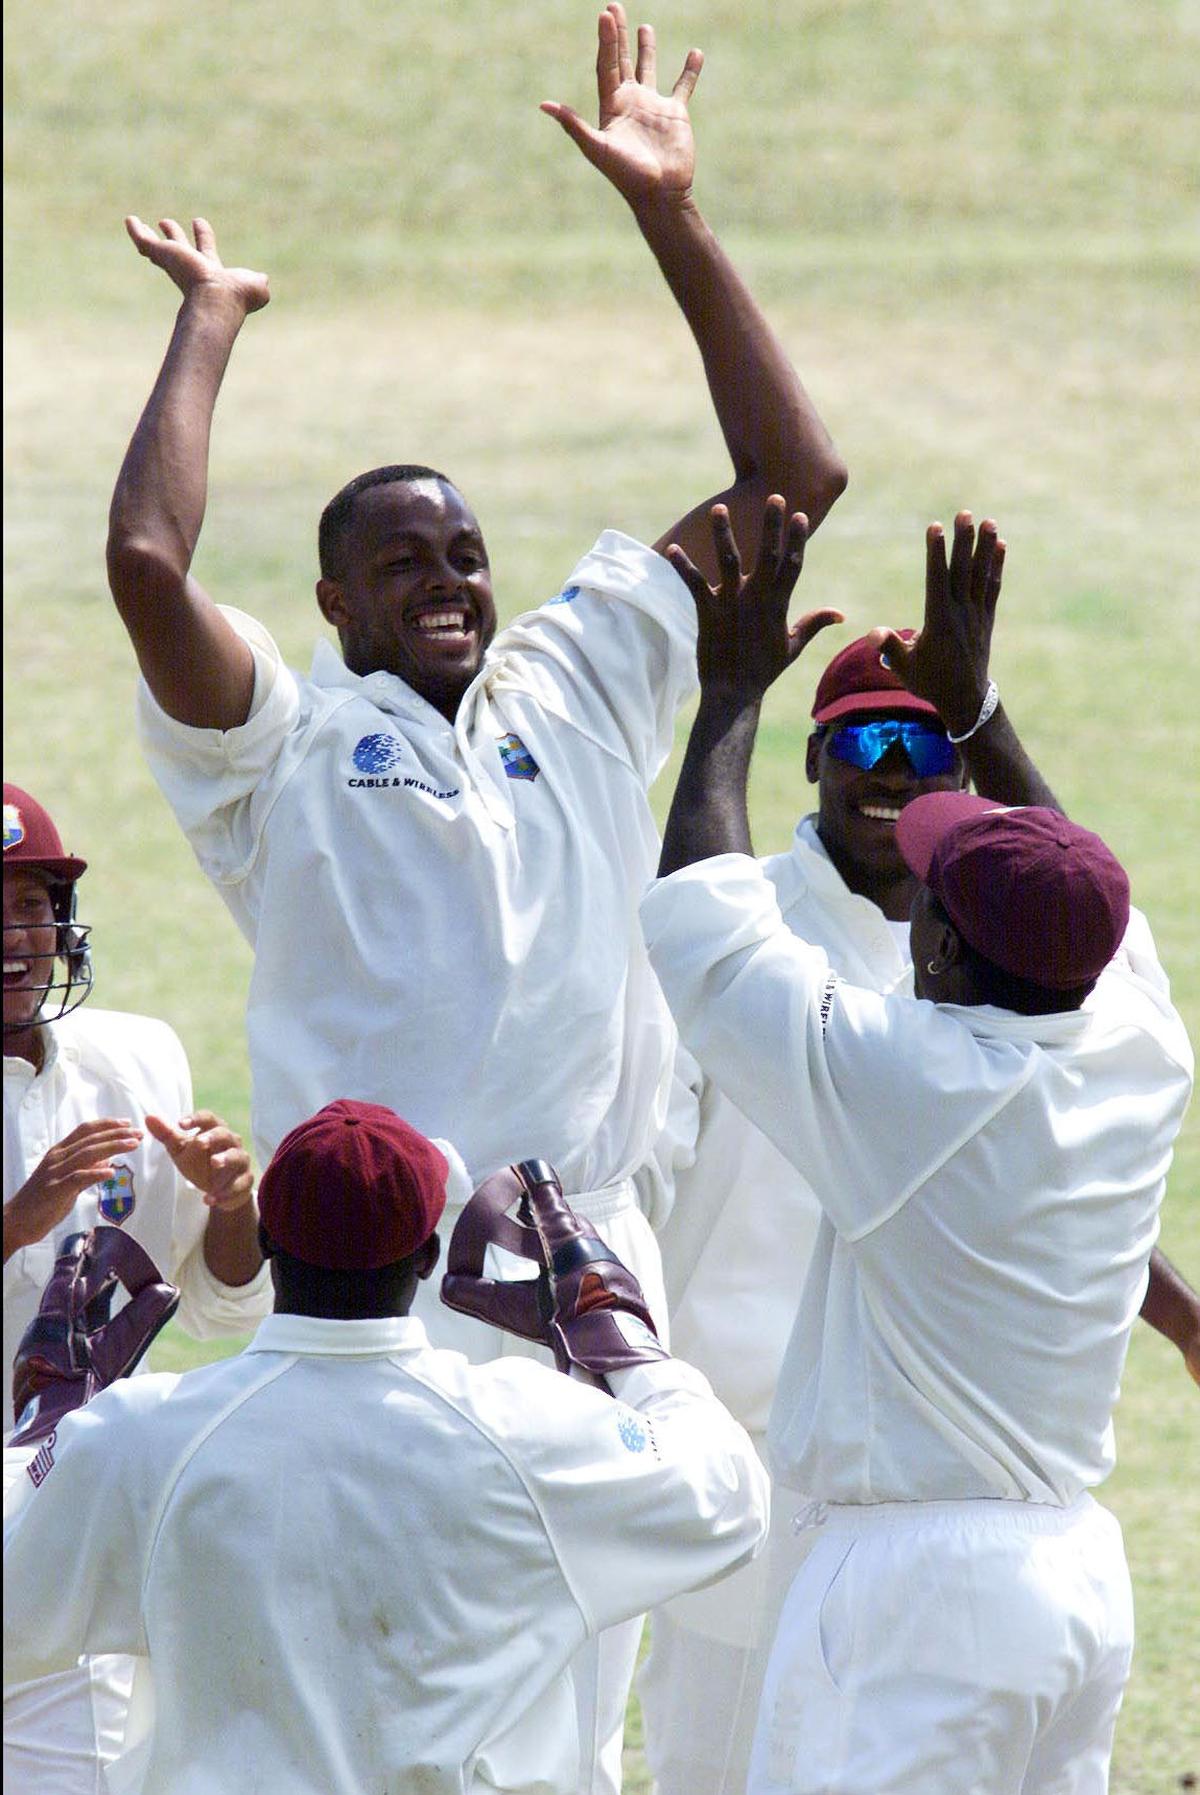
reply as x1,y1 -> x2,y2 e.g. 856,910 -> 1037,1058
563,1177 -> 638,1224
791,1491 -> 1095,1536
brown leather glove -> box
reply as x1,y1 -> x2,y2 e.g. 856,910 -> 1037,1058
11,1227 -> 180,1445
441,1159 -> 669,1385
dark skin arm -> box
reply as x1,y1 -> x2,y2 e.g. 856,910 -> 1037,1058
145,1111 -> 263,1287
544,5 -> 846,583
874,513 -> 1060,811
106,217 -> 269,730
658,495 -> 842,875
1140,1246 -> 1200,1387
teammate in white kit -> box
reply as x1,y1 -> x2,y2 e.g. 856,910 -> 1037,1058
3,781 -> 271,1793
640,500 -> 1193,1794
4,1100 -> 770,1795
637,633 -> 1200,1793
103,12 -> 844,1784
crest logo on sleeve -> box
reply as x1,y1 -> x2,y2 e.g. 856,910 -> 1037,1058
546,584 -> 580,607
352,734 -> 407,775
98,1163 -> 136,1225
497,734 -> 540,783
617,1411 -> 648,1454
3,804 -> 25,852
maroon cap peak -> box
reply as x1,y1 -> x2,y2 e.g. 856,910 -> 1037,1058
812,630 -> 942,727
258,1100 -> 448,1271
897,793 -> 1130,990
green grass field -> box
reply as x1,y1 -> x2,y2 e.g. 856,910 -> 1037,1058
5,2 -> 1198,1786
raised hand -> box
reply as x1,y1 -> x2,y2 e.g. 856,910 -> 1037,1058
666,495 -> 843,699
145,1110 -> 254,1211
541,3 -> 702,209
125,215 -> 270,316
3,1120 -> 144,1258
873,512 -> 1005,740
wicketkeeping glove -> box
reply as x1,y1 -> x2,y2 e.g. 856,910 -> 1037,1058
10,1226 -> 180,1445
441,1158 -> 669,1384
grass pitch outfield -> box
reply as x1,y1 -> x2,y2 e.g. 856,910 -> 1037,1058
5,0 -> 1198,1786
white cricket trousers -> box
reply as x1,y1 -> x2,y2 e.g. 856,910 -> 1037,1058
747,1493 -> 1134,1795
639,1436 -> 820,1795
415,1177 -> 667,1795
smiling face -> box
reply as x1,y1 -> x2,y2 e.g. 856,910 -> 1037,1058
316,479 -> 497,720
3,866 -> 60,1057
807,708 -> 967,917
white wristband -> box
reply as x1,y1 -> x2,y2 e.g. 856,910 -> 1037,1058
947,679 -> 1000,744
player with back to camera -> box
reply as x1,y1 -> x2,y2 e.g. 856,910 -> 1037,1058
103,9 -> 845,1785
2,781 -> 271,1794
4,1100 -> 770,1795
639,498 -> 1193,1795
635,620 -> 1200,1792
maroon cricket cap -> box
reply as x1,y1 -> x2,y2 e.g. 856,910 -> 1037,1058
897,792 -> 1130,989
3,784 -> 87,882
258,1100 -> 448,1270
812,630 -> 942,726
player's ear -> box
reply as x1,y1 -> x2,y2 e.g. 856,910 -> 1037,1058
414,1234 -> 440,1282
805,732 -> 822,784
316,577 -> 349,627
928,920 -> 962,977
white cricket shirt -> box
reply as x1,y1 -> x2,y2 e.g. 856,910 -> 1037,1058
647,817 -> 912,1433
3,1313 -> 769,1795
3,1009 -> 271,1430
642,854 -> 1194,1506
137,533 -> 697,1193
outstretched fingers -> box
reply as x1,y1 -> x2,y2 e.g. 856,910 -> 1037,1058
664,540 -> 710,605
635,21 -> 657,86
986,537 -> 1006,615
609,4 -> 635,84
672,46 -> 703,102
539,99 -> 601,157
948,510 -> 974,601
969,517 -> 1003,614
595,6 -> 622,104
125,214 -> 160,256
925,521 -> 949,622
873,624 -> 919,686
790,607 -> 844,658
710,504 -> 744,592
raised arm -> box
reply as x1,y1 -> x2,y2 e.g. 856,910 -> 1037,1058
543,5 -> 846,580
106,217 -> 269,730
874,514 -> 1062,811
658,497 -> 841,875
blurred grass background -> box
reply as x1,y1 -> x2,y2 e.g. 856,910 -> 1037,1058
5,1 -> 1198,1786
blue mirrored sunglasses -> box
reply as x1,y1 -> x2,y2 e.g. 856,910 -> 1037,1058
825,719 -> 957,777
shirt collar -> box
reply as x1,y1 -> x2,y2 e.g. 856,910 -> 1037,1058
245,1311 -> 432,1357
3,1022 -> 59,1083
309,636 -> 452,728
939,1000 -> 1092,1048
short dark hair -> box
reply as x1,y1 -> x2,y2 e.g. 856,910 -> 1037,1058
318,464 -> 452,579
929,896 -> 1095,1016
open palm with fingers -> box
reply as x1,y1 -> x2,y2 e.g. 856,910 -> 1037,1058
125,215 -> 270,315
542,2 -> 703,207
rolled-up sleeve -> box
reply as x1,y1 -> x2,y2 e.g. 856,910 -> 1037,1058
135,606 -> 301,889
171,1208 -> 273,1340
490,532 -> 698,789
